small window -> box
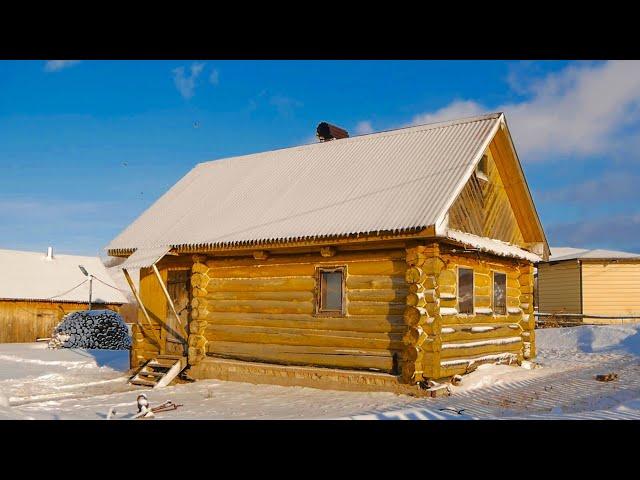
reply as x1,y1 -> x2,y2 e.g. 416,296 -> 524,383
458,267 -> 474,314
493,272 -> 507,315
476,154 -> 488,180
317,267 -> 345,315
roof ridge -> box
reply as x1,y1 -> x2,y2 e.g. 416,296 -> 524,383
196,112 -> 503,168
0,247 -> 99,259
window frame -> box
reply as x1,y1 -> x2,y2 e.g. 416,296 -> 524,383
492,270 -> 507,315
457,266 -> 475,315
315,266 -> 346,317
475,154 -> 489,181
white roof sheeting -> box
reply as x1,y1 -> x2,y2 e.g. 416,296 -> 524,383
548,246 -> 640,262
445,229 -> 542,263
118,246 -> 171,270
107,113 -> 503,251
0,248 -> 128,304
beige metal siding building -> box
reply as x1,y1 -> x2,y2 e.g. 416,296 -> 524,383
537,247 -> 640,322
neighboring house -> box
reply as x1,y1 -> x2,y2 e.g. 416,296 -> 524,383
108,112 -> 549,388
0,247 -> 128,343
537,247 -> 640,323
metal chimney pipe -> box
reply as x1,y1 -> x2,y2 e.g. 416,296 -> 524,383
46,246 -> 53,260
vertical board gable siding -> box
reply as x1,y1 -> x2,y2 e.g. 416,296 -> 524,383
448,143 -> 526,247
537,262 -> 582,314
581,262 -> 640,316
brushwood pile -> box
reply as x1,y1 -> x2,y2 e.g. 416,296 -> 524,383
48,310 -> 132,350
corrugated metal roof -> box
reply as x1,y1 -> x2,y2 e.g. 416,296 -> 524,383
548,246 -> 640,262
118,246 -> 171,269
107,113 -> 503,251
0,248 -> 128,304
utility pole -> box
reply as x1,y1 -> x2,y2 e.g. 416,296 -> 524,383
78,265 -> 93,310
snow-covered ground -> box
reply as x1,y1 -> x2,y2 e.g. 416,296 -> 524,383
1,324 -> 639,420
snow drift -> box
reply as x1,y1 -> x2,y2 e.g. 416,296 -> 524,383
48,310 -> 131,350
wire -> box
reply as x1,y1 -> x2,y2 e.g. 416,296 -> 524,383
93,275 -> 129,293
45,279 -> 89,300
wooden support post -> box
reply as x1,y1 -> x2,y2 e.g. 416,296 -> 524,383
123,268 -> 162,346
152,264 -> 189,341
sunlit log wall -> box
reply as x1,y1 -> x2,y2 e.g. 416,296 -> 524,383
402,242 -> 535,382
193,249 -> 408,374
130,242 -> 536,382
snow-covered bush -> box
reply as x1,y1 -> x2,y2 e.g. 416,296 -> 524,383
48,310 -> 132,350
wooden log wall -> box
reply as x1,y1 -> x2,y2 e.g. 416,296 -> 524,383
402,242 -> 443,382
433,245 -> 534,378
0,300 -> 120,344
196,249 -> 408,373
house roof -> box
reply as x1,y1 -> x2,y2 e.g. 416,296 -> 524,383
0,248 -> 128,304
107,112 -> 543,259
548,246 -> 640,262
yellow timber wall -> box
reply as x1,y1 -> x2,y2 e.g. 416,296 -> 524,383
581,261 -> 640,318
0,300 -> 120,343
537,261 -> 582,314
188,249 -> 407,374
130,242 -> 535,384
403,242 -> 534,382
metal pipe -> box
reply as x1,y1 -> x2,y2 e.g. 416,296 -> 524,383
88,275 -> 92,309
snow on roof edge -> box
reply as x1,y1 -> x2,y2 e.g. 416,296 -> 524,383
443,229 -> 542,263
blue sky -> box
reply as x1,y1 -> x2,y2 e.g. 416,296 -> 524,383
1,60 -> 639,257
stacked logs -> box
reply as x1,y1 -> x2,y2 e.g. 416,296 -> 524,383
188,256 -> 210,365
48,310 -> 131,350
402,244 -> 443,383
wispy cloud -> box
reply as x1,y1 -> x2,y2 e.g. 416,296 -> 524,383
269,95 -> 303,116
354,120 -> 375,135
209,69 -> 220,86
44,60 -> 81,72
172,63 -> 205,99
411,100 -> 485,127
410,61 -> 640,161
536,172 -> 640,204
546,213 -> 640,253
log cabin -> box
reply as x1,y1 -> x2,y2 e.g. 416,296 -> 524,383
0,247 -> 127,343
108,112 -> 549,391
537,247 -> 640,324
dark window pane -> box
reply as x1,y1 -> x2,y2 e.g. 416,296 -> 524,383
493,272 -> 507,315
321,271 -> 343,311
458,268 -> 474,314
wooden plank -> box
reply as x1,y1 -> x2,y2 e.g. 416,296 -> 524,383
207,299 -> 316,315
152,264 -> 188,340
207,341 -> 395,372
206,277 -> 315,292
123,268 -> 162,346
206,312 -> 406,333
206,324 -> 404,350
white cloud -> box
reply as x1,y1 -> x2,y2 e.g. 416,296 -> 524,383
536,172 -> 640,204
269,95 -> 303,116
172,63 -> 205,99
411,61 -> 640,161
354,121 -> 374,135
209,69 -> 220,86
411,100 -> 486,126
547,213 -> 640,253
44,60 -> 81,72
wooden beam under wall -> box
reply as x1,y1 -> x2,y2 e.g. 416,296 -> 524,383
151,264 -> 189,340
122,268 -> 162,346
